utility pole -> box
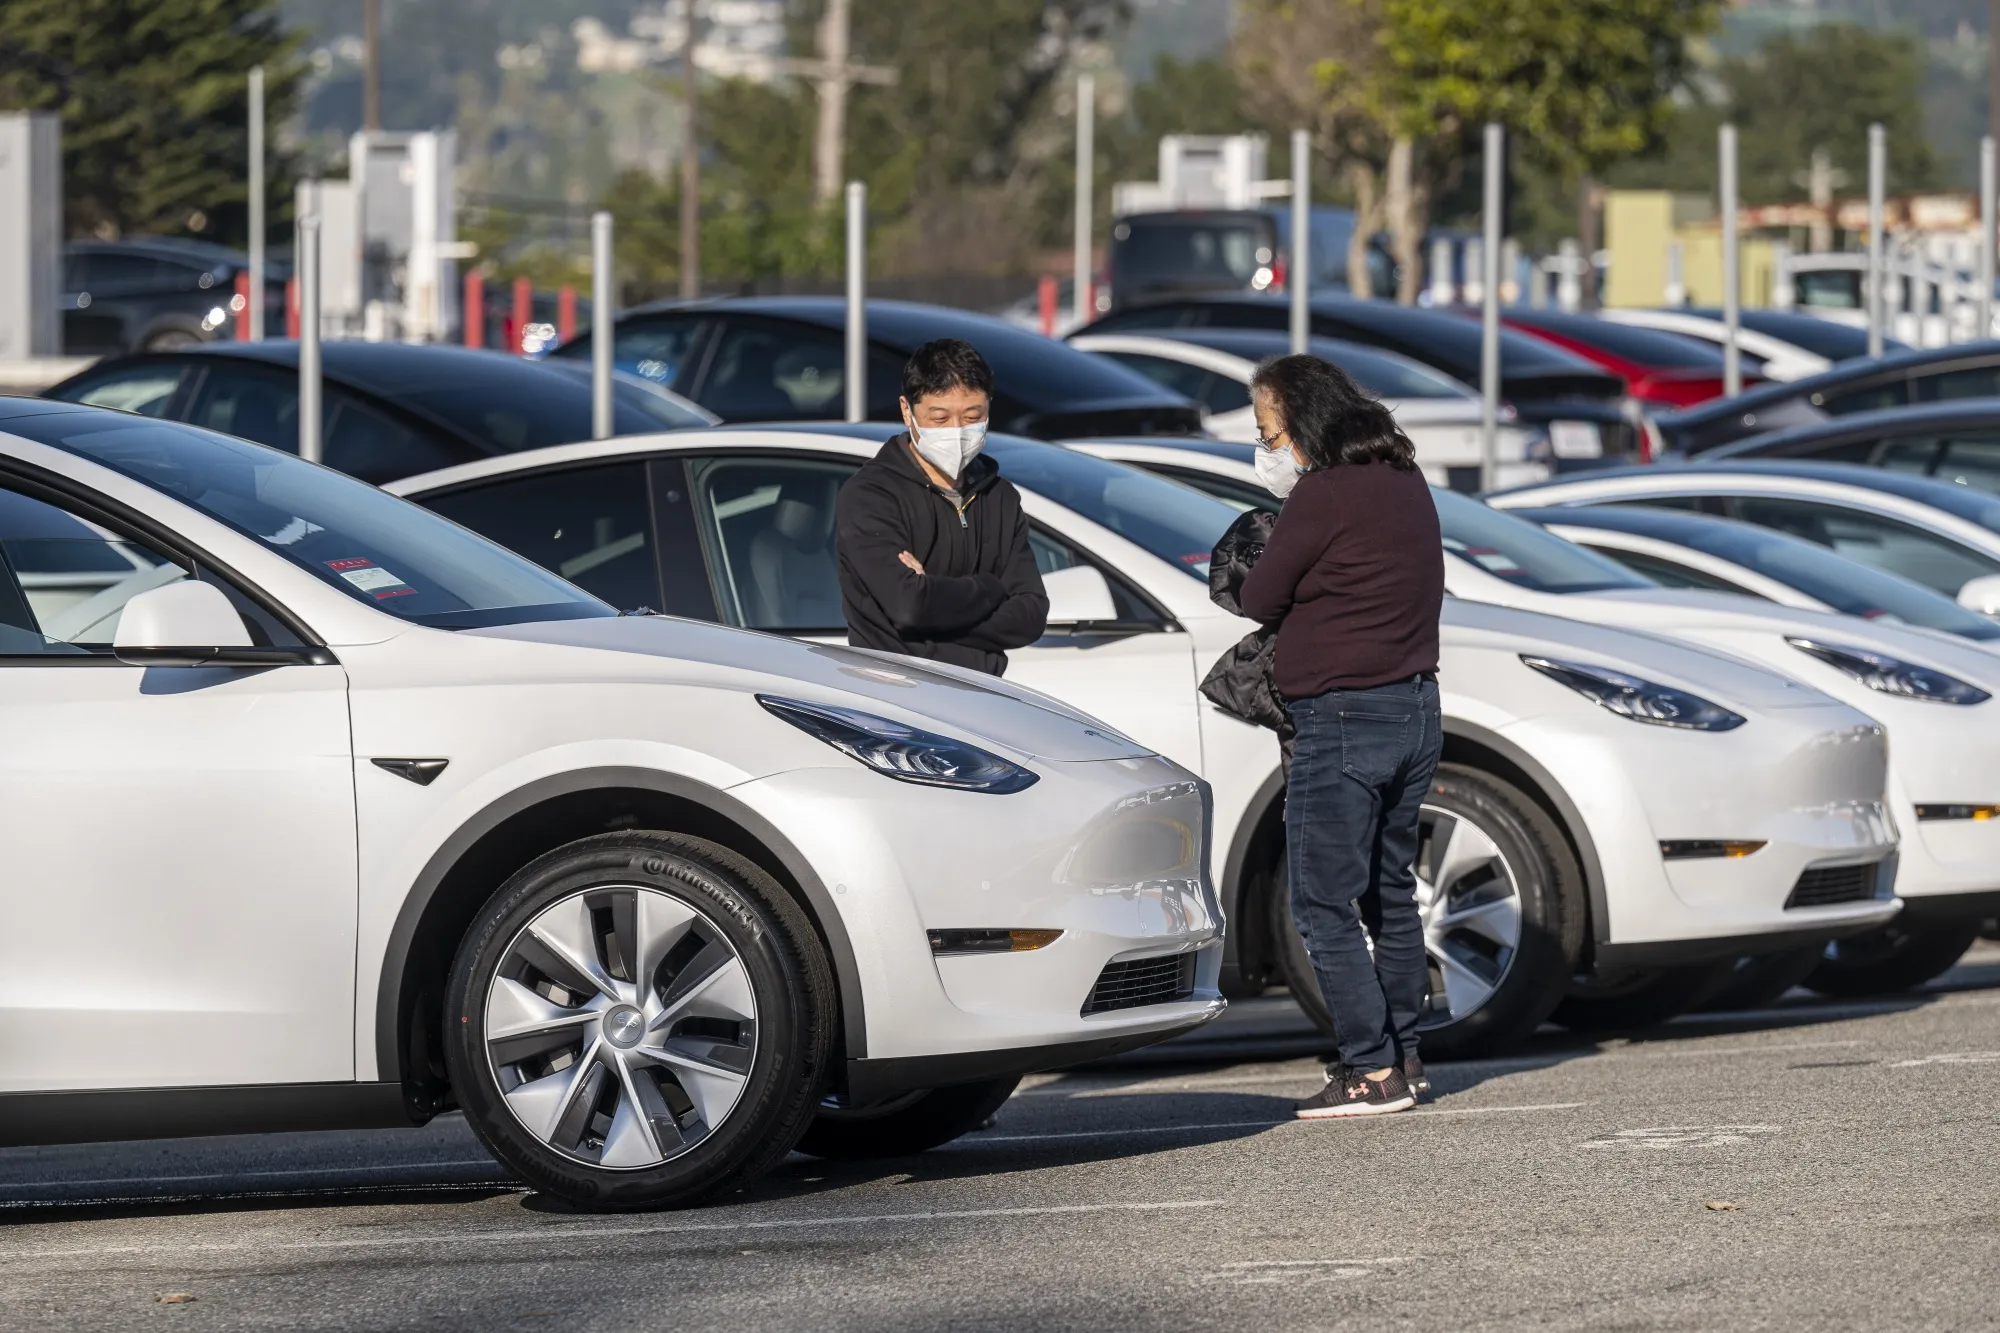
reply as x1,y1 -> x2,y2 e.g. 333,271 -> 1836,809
1793,149 -> 1848,255
1576,177 -> 1600,309
680,0 -> 701,300
1073,73 -> 1095,329
362,0 -> 381,132
797,0 -> 896,207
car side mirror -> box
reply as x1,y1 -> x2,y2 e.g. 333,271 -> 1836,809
1043,564 -> 1119,626
113,580 -> 252,664
1956,574 -> 2000,618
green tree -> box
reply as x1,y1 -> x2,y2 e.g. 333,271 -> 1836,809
0,0 -> 303,243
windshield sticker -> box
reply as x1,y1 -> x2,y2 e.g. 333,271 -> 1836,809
327,557 -> 416,599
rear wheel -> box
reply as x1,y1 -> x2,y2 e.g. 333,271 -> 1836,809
1805,921 -> 1981,997
1272,764 -> 1585,1060
1698,946 -> 1824,1012
1551,959 -> 1736,1032
795,1076 -> 1022,1159
445,831 -> 836,1210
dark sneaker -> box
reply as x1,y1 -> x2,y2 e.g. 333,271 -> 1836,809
1295,1067 -> 1415,1119
1402,1053 -> 1430,1099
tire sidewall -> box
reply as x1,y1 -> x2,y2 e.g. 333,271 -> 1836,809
445,833 -> 818,1209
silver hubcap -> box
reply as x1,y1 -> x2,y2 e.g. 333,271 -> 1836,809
1415,804 -> 1524,1028
484,885 -> 758,1170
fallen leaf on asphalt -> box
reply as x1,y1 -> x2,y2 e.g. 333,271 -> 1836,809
156,1293 -> 197,1304
1704,1201 -> 1742,1212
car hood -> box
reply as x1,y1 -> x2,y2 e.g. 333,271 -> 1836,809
1440,597 -> 1848,712
464,615 -> 1155,763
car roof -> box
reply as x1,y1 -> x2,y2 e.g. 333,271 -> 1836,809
64,237 -> 251,268
1657,340 -> 2000,429
74,339 -> 606,391
1491,458 -> 2000,521
1067,434 -> 1256,464
1708,397 -> 2000,457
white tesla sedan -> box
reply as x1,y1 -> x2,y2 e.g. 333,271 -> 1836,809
0,401 -> 1232,1209
1068,330 -> 1549,489
1070,438 -> 1993,997
392,425 -> 1899,1047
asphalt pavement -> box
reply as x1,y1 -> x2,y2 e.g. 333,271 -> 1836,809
5,942 -> 1998,1331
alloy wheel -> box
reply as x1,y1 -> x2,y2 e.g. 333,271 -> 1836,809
1415,804 -> 1524,1028
483,885 -> 758,1169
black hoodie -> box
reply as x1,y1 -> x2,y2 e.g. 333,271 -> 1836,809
835,434 -> 1049,675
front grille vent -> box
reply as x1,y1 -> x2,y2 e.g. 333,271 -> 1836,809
1082,953 -> 1196,1015
1785,862 -> 1879,909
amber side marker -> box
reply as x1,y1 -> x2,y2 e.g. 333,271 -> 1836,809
1659,840 -> 1767,860
928,929 -> 1064,955
1914,804 -> 2000,822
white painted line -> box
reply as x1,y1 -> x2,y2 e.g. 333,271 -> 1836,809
1888,1051 -> 2000,1067
0,1159 -> 508,1196
975,1101 -> 1586,1144
1583,1125 -> 1781,1150
0,1200 -> 1224,1263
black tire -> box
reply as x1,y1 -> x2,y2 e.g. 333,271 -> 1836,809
1271,763 -> 1586,1061
1550,959 -> 1737,1032
445,831 -> 837,1210
1804,921 -> 1982,998
795,1075 -> 1022,1159
1698,946 -> 1824,1012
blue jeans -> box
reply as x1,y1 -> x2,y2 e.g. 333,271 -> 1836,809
1286,676 -> 1443,1074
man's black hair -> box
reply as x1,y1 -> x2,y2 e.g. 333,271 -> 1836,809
902,338 -> 995,404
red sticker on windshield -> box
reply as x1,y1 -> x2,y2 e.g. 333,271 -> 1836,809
326,558 -> 373,571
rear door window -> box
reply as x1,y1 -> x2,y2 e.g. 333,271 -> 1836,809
185,363 -> 298,451
693,319 -> 902,423
324,394 -> 479,484
687,454 -> 857,631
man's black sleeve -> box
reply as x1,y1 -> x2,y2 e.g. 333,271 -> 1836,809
951,484 -> 1050,653
836,474 -> 1006,636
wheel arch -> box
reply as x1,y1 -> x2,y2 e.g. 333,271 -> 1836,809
373,767 -> 865,1122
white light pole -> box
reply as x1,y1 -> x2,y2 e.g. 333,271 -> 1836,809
845,180 -> 867,423
1981,135 -> 1995,340
1072,73 -> 1095,329
1290,128 -> 1310,354
1720,123 -> 1742,397
1479,123 -> 1503,493
247,66 -> 265,340
1868,122 -> 1886,358
299,211 -> 322,464
591,210 -> 614,440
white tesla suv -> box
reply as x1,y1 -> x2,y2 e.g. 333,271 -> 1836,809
1072,438 -> 1993,1000
0,401 -> 1228,1209
391,424 -> 1900,1050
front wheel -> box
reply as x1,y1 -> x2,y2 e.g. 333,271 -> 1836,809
795,1076 -> 1022,1159
1805,921 -> 1981,998
1272,764 -> 1586,1060
445,832 -> 837,1210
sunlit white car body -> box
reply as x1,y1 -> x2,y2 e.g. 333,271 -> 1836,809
0,404 -> 1226,1137
393,427 -> 1901,991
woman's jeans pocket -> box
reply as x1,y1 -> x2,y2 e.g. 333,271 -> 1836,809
1338,709 -> 1411,785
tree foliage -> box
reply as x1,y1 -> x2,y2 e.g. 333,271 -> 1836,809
0,0 -> 303,243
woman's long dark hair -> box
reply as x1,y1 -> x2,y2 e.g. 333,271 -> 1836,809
1250,354 -> 1418,471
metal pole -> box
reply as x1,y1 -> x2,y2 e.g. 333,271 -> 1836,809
680,2 -> 701,300
299,211 -> 322,465
1290,128 -> 1310,354
591,211 -> 615,439
845,180 -> 867,423
1868,122 -> 1886,359
1981,135 -> 1995,340
362,0 -> 381,132
1479,123 -> 1503,493
1721,123 -> 1742,397
247,66 -> 265,341
1072,73 -> 1095,329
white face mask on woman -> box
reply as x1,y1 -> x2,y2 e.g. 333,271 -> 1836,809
1255,443 -> 1304,499
908,421 -> 988,483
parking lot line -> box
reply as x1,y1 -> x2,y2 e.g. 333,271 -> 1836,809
0,1199 -> 1226,1263
0,1159 -> 509,1198
976,1102 -> 1586,1144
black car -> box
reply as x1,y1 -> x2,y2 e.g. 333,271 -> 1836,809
1108,210 -> 1280,309
42,342 -> 715,484
62,239 -> 288,356
1078,294 -> 1640,463
546,296 -> 1204,438
1704,399 -> 2000,492
1652,341 -> 2000,458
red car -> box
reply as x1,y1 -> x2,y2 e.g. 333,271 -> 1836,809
1488,308 -> 1766,409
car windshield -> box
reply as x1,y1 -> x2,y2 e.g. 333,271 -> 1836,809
987,439 -> 1236,579
1433,488 -> 1654,593
1671,520 -> 2000,640
16,414 -> 614,629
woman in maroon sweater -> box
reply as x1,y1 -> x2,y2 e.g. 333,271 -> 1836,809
1239,354 -> 1444,1119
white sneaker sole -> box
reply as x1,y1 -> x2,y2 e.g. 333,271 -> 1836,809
1295,1094 -> 1416,1120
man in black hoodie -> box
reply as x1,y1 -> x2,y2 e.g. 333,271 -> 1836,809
835,339 -> 1048,675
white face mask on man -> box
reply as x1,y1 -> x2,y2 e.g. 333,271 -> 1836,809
908,420 -> 989,483
1255,442 -> 1304,499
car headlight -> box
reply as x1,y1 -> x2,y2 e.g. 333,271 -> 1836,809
757,695 -> 1039,793
1786,638 -> 1991,705
1520,656 -> 1746,731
